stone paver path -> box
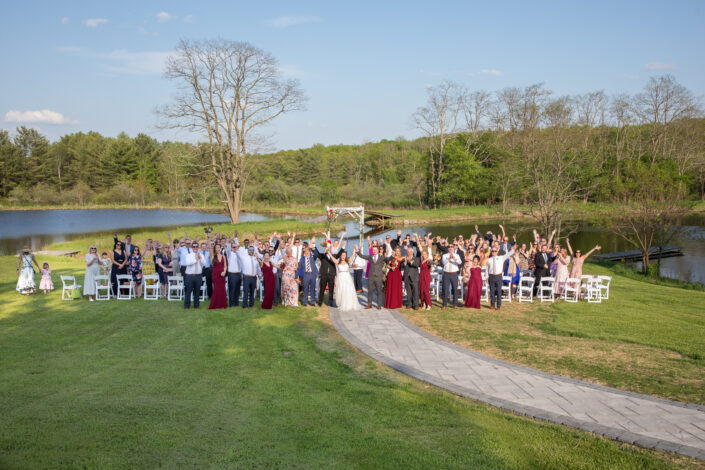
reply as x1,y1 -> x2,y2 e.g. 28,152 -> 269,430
330,306 -> 705,461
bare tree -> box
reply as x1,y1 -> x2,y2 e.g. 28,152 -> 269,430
575,90 -> 608,127
412,81 -> 462,208
158,39 -> 306,222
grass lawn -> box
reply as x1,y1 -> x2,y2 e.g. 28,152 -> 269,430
1,256 -> 700,469
402,262 -> 705,406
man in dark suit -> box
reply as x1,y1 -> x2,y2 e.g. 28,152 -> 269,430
533,245 -> 555,295
402,247 -> 420,310
297,245 -> 319,306
357,244 -> 388,309
316,242 -> 339,307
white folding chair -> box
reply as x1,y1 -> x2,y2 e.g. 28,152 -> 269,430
457,276 -> 464,302
116,275 -> 134,300
586,277 -> 602,303
60,275 -> 82,300
94,275 -> 111,300
143,274 -> 161,300
480,271 -> 489,302
539,277 -> 555,302
518,276 -> 534,302
167,275 -> 184,301
430,273 -> 439,300
562,278 -> 580,303
597,275 -> 611,300
200,278 -> 208,302
501,275 -> 512,302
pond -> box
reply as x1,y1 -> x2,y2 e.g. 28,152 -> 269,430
0,209 -> 268,255
336,218 -> 705,286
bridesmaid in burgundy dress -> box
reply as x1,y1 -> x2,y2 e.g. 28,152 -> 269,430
209,244 -> 228,309
384,248 -> 404,309
465,255 -> 483,309
419,251 -> 434,310
259,252 -> 276,310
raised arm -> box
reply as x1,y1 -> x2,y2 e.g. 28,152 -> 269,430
583,245 -> 601,261
566,238 -> 574,257
547,229 -> 557,247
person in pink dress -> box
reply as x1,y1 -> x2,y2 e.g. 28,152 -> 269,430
384,248 -> 404,309
208,244 -> 228,309
419,251 -> 434,310
259,252 -> 276,310
464,256 -> 483,309
281,248 -> 299,307
553,248 -> 571,295
566,239 -> 602,279
39,262 -> 54,294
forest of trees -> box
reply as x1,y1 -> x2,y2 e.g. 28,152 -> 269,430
1,75 -> 703,214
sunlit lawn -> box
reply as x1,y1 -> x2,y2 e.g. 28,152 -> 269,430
402,263 -> 705,405
0,255 -> 697,469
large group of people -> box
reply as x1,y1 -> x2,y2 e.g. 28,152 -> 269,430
17,224 -> 602,312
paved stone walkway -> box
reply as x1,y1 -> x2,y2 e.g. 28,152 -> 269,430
330,306 -> 705,461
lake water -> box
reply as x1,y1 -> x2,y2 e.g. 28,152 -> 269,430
0,209 -> 267,255
337,218 -> 705,286
2,209 -> 704,285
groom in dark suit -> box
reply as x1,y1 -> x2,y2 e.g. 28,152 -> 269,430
533,245 -> 555,295
316,241 -> 339,307
402,247 -> 420,310
358,244 -> 388,309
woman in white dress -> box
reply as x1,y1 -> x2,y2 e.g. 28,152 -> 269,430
327,250 -> 362,311
84,245 -> 102,301
16,246 -> 40,295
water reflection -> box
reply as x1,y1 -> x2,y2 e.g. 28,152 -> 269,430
0,209 -> 267,255
332,219 -> 705,285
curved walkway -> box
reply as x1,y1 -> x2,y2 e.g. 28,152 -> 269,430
330,306 -> 705,461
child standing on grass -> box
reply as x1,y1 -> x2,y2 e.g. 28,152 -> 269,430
101,252 -> 111,276
39,262 -> 54,294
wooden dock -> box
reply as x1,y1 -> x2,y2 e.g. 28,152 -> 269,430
34,250 -> 81,257
364,210 -> 400,228
593,245 -> 684,263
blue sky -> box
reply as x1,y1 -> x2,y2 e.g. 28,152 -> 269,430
1,0 -> 703,150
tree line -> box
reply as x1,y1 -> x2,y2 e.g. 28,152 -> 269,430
1,75 -> 703,218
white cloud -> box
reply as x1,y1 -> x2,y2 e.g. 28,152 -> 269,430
156,11 -> 173,23
100,50 -> 172,75
4,110 -> 77,125
61,17 -> 69,24
480,68 -> 502,77
83,18 -> 108,28
644,61 -> 676,71
183,14 -> 193,23
265,15 -> 321,27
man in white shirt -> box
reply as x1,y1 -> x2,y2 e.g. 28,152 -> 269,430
441,246 -> 462,309
241,245 -> 261,308
225,241 -> 242,307
200,241 -> 213,298
183,241 -> 204,309
486,243 -> 515,310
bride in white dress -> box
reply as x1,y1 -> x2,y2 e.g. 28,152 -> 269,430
327,250 -> 362,311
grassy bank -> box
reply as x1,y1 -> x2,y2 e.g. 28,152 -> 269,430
0,256 -> 698,469
43,219 -> 343,255
402,262 -> 705,405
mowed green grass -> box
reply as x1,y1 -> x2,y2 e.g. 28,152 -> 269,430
0,256 -> 695,469
403,263 -> 705,405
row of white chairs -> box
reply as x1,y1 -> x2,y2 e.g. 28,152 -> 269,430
427,272 -> 611,304
60,274 -> 268,302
